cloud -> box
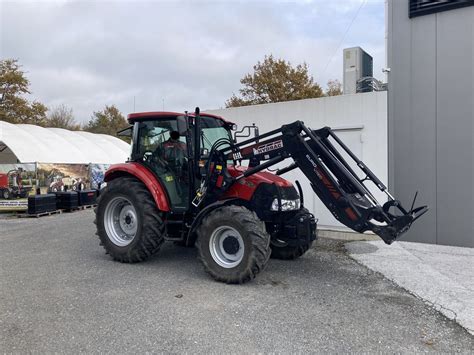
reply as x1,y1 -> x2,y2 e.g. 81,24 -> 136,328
1,0 -> 385,123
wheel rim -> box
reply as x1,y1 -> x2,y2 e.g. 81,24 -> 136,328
104,196 -> 138,247
209,226 -> 244,268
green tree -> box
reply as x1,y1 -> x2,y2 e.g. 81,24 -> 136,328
47,104 -> 79,130
0,58 -> 48,125
226,55 -> 323,107
85,105 -> 128,138
326,79 -> 343,96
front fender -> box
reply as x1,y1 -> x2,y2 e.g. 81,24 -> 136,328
185,198 -> 244,246
105,162 -> 170,212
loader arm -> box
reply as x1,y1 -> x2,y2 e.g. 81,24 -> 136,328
196,120 -> 427,245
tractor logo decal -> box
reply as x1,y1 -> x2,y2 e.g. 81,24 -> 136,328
252,140 -> 283,155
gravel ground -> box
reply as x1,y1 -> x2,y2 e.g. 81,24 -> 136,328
0,210 -> 472,353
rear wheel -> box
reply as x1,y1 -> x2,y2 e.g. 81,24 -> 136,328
196,205 -> 271,284
2,189 -> 11,199
95,177 -> 165,263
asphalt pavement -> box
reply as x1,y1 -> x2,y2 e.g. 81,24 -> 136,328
1,210 -> 472,353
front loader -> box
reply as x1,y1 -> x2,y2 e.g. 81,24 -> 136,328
95,108 -> 427,284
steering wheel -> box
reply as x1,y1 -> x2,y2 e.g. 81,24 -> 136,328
143,150 -> 169,167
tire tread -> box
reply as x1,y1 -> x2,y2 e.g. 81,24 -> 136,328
196,205 -> 271,284
95,177 -> 165,263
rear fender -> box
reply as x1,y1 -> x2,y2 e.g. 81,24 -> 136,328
104,162 -> 170,212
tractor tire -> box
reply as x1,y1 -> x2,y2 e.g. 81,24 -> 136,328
2,189 -> 11,200
196,205 -> 271,284
95,177 -> 165,263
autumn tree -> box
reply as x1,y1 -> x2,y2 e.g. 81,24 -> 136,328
47,104 -> 79,130
85,105 -> 128,138
226,55 -> 323,107
0,58 -> 48,125
326,79 -> 343,96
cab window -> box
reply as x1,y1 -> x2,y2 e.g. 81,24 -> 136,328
200,116 -> 232,151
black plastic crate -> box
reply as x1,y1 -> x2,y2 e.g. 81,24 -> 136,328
28,194 -> 57,214
55,191 -> 78,210
78,190 -> 97,206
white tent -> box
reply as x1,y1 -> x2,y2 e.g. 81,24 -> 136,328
0,121 -> 130,164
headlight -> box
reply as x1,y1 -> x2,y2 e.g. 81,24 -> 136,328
270,198 -> 300,211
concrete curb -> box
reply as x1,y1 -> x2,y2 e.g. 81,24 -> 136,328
317,228 -> 379,241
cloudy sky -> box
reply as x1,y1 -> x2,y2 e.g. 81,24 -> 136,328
1,0 -> 385,124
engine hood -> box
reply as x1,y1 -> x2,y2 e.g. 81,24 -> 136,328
227,165 -> 293,187
221,165 -> 295,202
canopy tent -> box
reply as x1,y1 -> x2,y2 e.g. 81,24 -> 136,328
0,121 -> 130,164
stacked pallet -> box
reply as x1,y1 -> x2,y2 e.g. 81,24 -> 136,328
22,190 -> 98,218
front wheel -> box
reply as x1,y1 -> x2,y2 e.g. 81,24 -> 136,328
196,205 -> 271,284
95,177 -> 165,263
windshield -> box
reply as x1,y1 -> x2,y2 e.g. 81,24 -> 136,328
200,116 -> 232,151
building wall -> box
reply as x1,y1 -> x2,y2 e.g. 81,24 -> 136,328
388,1 -> 474,247
207,91 -> 387,230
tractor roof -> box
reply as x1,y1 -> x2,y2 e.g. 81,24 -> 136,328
127,111 -> 233,125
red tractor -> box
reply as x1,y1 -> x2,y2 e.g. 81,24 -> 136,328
95,108 -> 427,283
0,168 -> 32,199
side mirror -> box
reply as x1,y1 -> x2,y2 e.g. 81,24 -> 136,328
177,116 -> 188,136
117,125 -> 133,138
233,123 -> 259,142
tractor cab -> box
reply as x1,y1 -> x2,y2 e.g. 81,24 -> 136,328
126,111 -> 234,211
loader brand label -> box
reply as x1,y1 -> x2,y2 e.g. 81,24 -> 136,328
233,151 -> 243,160
305,154 -> 322,179
253,140 -> 283,155
306,154 -> 317,168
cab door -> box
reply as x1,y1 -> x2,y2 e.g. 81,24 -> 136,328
133,119 -> 191,211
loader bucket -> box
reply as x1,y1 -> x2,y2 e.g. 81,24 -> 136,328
367,205 -> 428,244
